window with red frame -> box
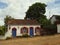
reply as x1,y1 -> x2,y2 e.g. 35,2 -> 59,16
21,27 -> 28,33
35,27 -> 40,33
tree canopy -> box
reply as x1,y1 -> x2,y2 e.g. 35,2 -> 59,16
25,2 -> 46,20
4,15 -> 14,33
4,15 -> 14,25
0,26 -> 6,35
24,2 -> 49,26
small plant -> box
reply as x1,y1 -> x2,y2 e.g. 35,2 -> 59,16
22,34 -> 29,37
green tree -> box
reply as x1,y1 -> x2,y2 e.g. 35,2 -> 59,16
4,15 -> 14,25
25,2 -> 48,25
25,2 -> 46,19
4,15 -> 14,32
0,26 -> 6,35
0,15 -> 14,35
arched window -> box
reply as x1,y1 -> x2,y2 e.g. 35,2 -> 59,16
12,27 -> 17,31
35,27 -> 40,35
21,27 -> 28,33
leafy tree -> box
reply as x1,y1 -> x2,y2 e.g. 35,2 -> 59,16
39,18 -> 51,26
0,15 -> 14,35
4,15 -> 14,32
0,26 -> 6,35
4,15 -> 14,25
25,2 -> 46,19
25,2 -> 48,25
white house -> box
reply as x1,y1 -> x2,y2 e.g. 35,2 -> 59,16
5,19 -> 41,38
50,15 -> 60,33
50,15 -> 60,24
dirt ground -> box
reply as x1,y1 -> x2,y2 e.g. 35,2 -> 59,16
0,34 -> 60,45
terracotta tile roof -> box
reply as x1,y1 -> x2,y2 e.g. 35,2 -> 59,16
7,19 -> 40,25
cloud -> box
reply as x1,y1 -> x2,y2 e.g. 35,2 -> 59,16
45,0 -> 60,19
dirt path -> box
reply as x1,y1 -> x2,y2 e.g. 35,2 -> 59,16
0,34 -> 60,45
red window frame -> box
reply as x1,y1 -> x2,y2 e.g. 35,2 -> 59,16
35,27 -> 40,33
21,27 -> 28,33
12,27 -> 17,31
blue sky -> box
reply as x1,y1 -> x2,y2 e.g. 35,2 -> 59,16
45,0 -> 60,18
0,2 -> 8,9
0,0 -> 60,25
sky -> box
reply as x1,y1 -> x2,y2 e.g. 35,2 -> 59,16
0,0 -> 60,25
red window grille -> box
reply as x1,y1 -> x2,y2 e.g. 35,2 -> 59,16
35,27 -> 40,33
21,27 -> 28,33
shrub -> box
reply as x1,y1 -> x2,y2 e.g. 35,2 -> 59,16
41,24 -> 57,35
22,34 -> 29,37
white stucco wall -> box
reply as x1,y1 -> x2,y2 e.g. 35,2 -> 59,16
50,16 -> 56,24
6,25 -> 41,37
57,24 -> 60,33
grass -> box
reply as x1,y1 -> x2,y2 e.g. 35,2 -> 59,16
0,34 -> 60,45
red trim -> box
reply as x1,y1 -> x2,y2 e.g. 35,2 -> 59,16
21,27 -> 28,33
35,27 -> 40,33
29,27 -> 34,33
30,27 -> 33,29
12,27 -> 17,30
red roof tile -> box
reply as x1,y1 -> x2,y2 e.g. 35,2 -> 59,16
7,19 -> 40,25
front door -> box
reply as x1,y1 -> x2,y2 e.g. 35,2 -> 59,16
12,28 -> 16,37
30,27 -> 34,36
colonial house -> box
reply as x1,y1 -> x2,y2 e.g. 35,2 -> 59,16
50,15 -> 60,24
5,19 -> 41,38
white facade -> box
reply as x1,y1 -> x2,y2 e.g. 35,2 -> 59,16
50,15 -> 60,33
50,16 -> 56,24
57,24 -> 60,33
6,25 -> 41,37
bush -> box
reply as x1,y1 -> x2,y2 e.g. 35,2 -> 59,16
41,24 -> 57,35
22,34 -> 29,37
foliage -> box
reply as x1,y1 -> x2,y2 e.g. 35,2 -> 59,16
0,15 -> 14,35
39,17 -> 51,26
4,15 -> 14,25
25,2 -> 48,26
4,15 -> 14,32
25,2 -> 46,20
0,26 -> 6,35
22,34 -> 29,37
42,24 -> 57,35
